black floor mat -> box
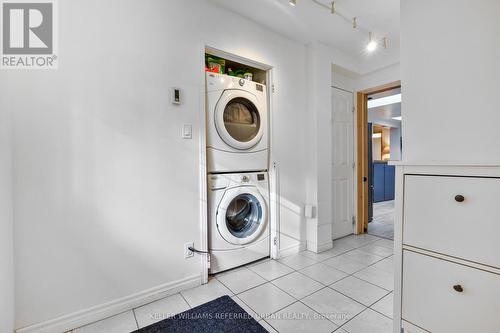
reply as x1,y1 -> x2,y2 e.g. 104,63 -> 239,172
133,295 -> 268,333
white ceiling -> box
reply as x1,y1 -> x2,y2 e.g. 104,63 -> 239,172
209,0 -> 400,73
368,87 -> 401,127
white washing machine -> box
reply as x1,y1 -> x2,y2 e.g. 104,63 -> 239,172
206,73 -> 268,173
208,172 -> 270,273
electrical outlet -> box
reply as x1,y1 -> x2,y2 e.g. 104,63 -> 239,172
184,242 -> 194,258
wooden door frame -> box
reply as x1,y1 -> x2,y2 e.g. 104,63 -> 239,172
356,81 -> 401,234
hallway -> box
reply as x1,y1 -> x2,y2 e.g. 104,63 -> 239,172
367,201 -> 394,240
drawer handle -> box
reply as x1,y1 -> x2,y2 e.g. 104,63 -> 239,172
454,195 -> 465,203
453,284 -> 464,293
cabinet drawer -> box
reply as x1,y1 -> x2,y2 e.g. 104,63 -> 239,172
404,175 -> 500,268
402,251 -> 500,333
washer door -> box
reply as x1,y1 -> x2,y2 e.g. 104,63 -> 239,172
217,186 -> 267,245
215,90 -> 263,150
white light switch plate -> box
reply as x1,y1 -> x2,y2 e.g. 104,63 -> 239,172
182,124 -> 192,139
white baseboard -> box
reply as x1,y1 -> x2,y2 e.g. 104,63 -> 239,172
279,241 -> 307,258
307,239 -> 333,253
317,240 -> 333,252
16,274 -> 201,333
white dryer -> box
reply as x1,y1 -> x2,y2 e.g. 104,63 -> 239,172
206,73 -> 268,173
208,172 -> 270,273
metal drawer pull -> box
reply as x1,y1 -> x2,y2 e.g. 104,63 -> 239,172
453,284 -> 464,292
454,195 -> 465,202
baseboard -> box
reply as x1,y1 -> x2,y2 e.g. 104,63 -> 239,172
279,241 -> 307,258
16,274 -> 201,333
307,239 -> 333,253
317,240 -> 333,252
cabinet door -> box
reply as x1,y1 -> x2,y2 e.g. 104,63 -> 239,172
384,164 -> 395,200
373,163 -> 385,202
403,250 -> 500,333
404,175 -> 500,268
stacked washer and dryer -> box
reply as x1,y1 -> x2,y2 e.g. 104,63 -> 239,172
206,72 -> 270,273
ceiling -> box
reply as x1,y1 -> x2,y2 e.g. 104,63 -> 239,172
209,0 -> 400,73
368,87 -> 401,127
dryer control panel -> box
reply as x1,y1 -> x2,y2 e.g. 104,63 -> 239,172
209,172 -> 267,191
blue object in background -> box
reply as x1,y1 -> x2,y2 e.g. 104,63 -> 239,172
384,164 -> 395,200
373,162 -> 395,202
373,163 -> 385,202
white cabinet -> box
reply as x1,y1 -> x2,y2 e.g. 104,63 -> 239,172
393,164 -> 500,333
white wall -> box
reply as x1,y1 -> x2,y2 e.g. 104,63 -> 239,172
390,127 -> 402,161
0,80 -> 14,333
2,0 -> 308,330
357,62 -> 400,91
401,0 -> 500,163
305,42 -> 360,252
332,66 -> 357,92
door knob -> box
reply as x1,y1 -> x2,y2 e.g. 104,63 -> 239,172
455,195 -> 465,203
453,284 -> 464,292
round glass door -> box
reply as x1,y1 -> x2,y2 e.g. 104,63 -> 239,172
217,187 -> 267,245
225,193 -> 262,239
215,90 -> 264,150
223,98 -> 261,143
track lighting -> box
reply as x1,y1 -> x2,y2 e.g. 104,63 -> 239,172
309,0 -> 389,52
289,0 -> 296,6
366,32 -> 377,52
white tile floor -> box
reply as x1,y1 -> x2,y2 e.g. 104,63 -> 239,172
70,234 -> 394,333
368,200 -> 395,240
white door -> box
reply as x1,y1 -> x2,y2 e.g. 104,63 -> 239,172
332,88 -> 354,239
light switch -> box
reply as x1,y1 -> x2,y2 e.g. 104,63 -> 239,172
182,124 -> 192,139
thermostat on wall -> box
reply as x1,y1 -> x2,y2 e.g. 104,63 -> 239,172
171,87 -> 181,105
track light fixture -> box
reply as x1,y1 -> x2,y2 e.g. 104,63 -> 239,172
296,0 -> 389,52
366,32 -> 377,52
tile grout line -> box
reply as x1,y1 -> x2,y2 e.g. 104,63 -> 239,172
293,267 -> 349,286
131,309 -> 139,330
368,304 -> 393,320
327,283 -> 391,308
179,291 -> 193,309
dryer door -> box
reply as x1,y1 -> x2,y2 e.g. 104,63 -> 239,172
215,90 -> 263,150
217,186 -> 267,245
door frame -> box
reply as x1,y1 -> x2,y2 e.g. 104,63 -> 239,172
202,46 -> 277,284
356,81 -> 401,234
